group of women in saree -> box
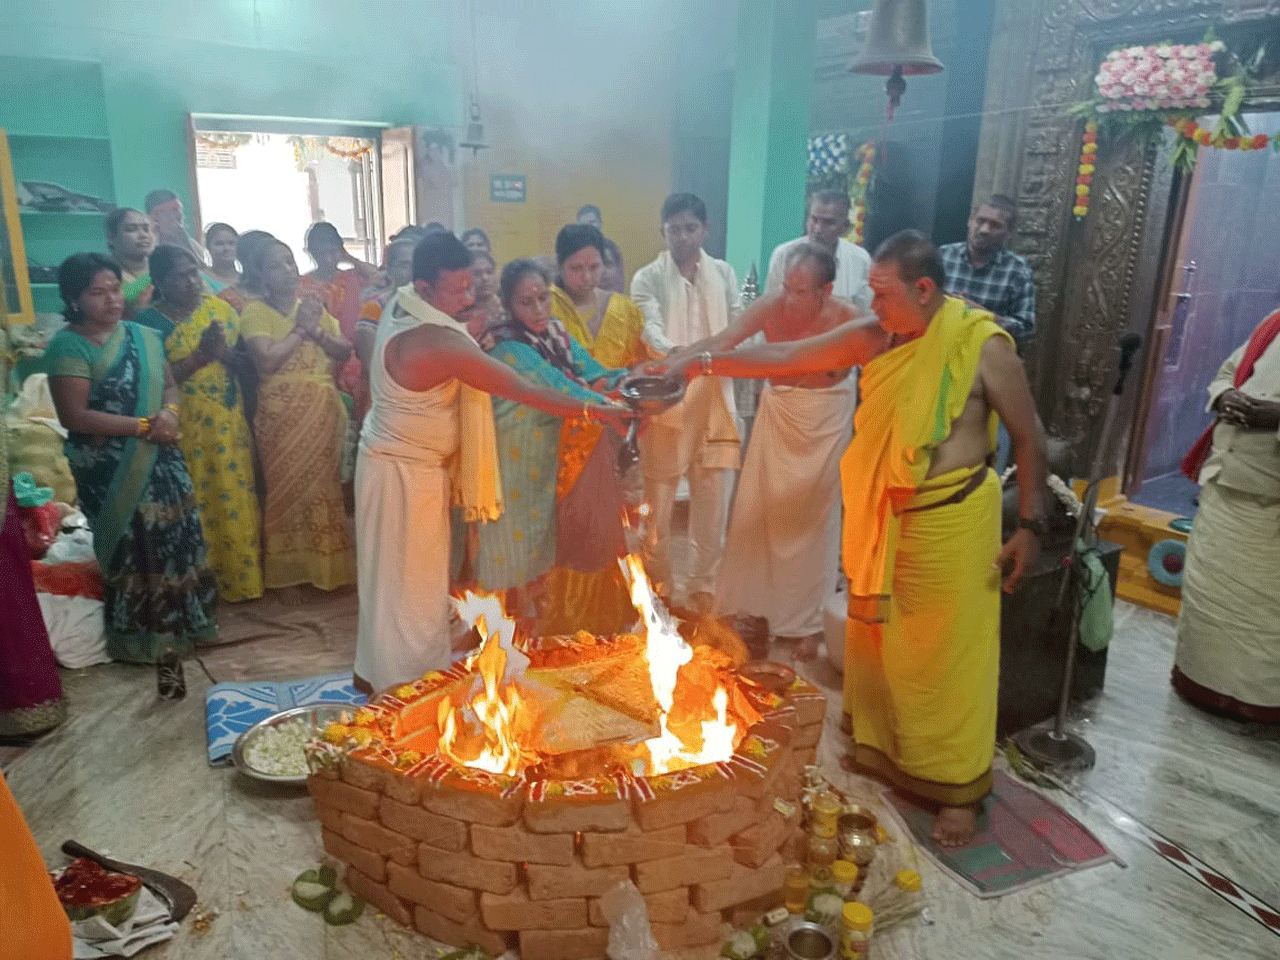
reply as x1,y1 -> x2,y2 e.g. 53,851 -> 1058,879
43,221 -> 361,663
36,208 -> 642,670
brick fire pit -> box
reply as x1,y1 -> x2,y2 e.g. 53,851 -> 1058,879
306,665 -> 825,959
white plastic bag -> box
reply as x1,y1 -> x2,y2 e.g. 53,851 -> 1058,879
600,880 -> 658,960
43,527 -> 96,565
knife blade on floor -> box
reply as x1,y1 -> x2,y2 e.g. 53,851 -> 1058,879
61,840 -> 198,922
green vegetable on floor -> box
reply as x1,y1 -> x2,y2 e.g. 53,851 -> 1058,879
291,867 -> 339,912
323,891 -> 364,925
291,879 -> 336,913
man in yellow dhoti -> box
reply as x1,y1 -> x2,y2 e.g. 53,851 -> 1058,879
671,231 -> 1045,845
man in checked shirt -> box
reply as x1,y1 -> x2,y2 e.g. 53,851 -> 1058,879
938,195 -> 1037,346
939,195 -> 1037,470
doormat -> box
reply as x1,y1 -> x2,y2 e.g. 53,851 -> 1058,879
883,769 -> 1119,897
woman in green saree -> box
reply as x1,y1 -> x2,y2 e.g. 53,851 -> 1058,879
473,259 -> 635,631
105,208 -> 156,317
46,253 -> 218,663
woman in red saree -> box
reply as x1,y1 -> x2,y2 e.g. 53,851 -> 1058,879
0,476 -> 66,736
300,221 -> 381,401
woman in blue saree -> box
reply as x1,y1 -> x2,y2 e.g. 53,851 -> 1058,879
46,253 -> 218,663
474,259 -> 635,632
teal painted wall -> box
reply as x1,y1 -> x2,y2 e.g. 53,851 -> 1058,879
725,0 -> 817,281
2,0 -> 459,215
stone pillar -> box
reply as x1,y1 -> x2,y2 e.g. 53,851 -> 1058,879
725,0 -> 819,280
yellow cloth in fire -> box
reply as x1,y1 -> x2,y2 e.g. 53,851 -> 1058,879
840,296 -> 1009,806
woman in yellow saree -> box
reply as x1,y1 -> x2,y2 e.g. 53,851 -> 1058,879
550,224 -> 647,369
135,246 -> 263,603
241,240 -> 356,591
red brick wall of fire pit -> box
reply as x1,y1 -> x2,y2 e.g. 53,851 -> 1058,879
307,679 -> 825,960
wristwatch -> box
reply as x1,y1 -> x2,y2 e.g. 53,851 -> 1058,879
1018,516 -> 1049,537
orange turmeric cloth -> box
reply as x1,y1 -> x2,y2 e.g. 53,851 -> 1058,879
0,771 -> 72,958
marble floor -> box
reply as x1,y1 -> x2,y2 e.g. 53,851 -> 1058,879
7,587 -> 1280,958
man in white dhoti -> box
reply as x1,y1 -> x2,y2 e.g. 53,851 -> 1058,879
765,190 -> 872,310
1173,309 -> 1280,722
630,193 -> 743,610
354,233 -> 627,694
667,243 -> 861,643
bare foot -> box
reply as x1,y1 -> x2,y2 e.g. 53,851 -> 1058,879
932,805 -> 977,846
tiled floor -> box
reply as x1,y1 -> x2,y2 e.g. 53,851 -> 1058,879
8,584 -> 1280,958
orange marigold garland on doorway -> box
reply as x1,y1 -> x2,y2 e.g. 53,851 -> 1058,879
849,143 -> 875,245
1167,118 -> 1272,152
1074,121 -> 1097,220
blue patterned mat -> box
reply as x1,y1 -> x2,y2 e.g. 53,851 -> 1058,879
205,673 -> 366,765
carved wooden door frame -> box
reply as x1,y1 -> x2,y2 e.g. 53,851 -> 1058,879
975,0 -> 1280,470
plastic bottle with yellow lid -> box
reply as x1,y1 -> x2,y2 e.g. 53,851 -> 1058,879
831,859 -> 859,898
839,901 -> 874,958
895,870 -> 921,892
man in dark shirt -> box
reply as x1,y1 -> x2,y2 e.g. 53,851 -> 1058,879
939,195 -> 1036,344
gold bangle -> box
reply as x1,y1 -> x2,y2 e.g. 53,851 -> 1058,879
137,417 -> 150,436
164,403 -> 179,414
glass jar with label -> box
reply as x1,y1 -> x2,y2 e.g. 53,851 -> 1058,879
839,901 -> 874,959
812,789 -> 842,835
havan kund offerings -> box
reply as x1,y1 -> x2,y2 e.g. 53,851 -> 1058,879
306,556 -> 825,959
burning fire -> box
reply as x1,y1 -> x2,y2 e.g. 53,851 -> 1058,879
436,592 -> 536,776
436,555 -> 744,776
620,554 -> 741,772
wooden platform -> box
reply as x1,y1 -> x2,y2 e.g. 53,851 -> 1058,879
1095,496 -> 1186,618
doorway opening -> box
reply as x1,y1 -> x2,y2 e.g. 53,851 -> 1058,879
1126,109 -> 1280,517
190,117 -> 385,265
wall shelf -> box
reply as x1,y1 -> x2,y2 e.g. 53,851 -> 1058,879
4,131 -> 111,143
19,208 -> 110,217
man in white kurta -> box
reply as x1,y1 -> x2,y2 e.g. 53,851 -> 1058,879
765,189 -> 872,310
668,243 -> 861,640
631,193 -> 742,608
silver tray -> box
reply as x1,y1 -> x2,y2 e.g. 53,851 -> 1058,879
231,704 -> 354,786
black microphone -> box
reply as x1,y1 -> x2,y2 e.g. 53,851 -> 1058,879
1114,334 -> 1142,396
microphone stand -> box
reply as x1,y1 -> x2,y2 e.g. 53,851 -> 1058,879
1012,334 -> 1142,774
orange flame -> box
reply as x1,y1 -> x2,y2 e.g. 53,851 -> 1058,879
619,555 -> 740,773
436,593 -> 535,775
434,561 -> 743,777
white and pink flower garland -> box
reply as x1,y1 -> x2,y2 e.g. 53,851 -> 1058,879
1072,38 -> 1279,220
1093,42 -> 1224,113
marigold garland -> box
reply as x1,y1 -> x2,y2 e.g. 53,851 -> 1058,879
850,143 -> 875,245
1167,118 -> 1272,151
1074,121 -> 1098,219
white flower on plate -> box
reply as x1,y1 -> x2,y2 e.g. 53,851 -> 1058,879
1156,45 -> 1172,58
1210,40 -> 1226,53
